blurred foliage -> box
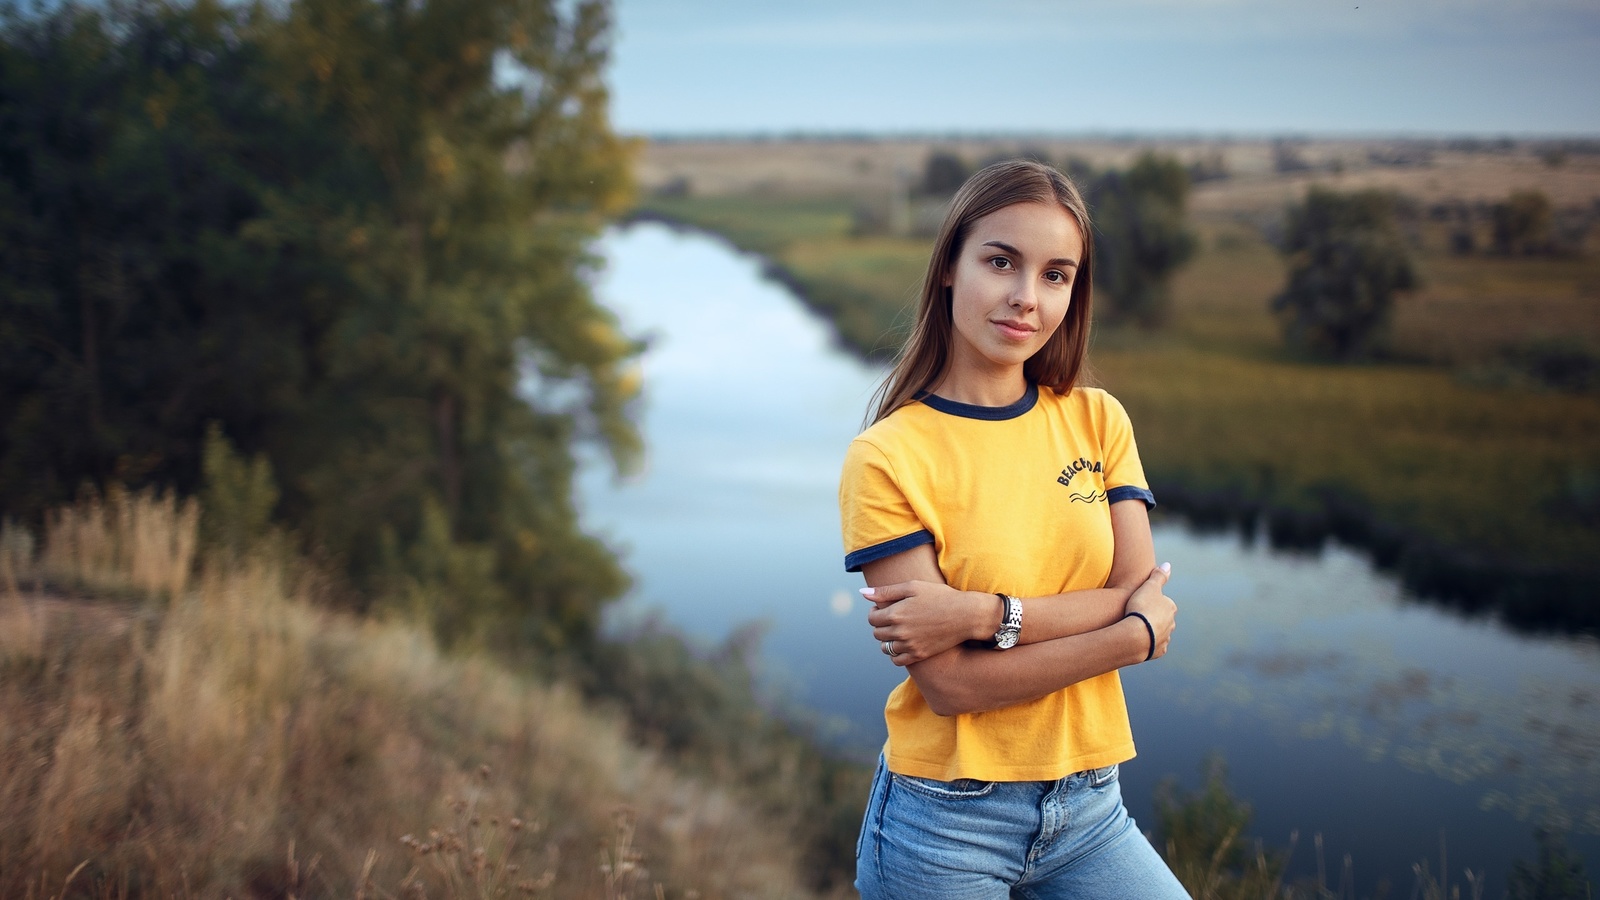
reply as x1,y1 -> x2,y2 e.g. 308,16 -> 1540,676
1155,756 -> 1292,900
1272,187 -> 1420,360
1084,152 -> 1199,327
919,150 -> 969,197
0,0 -> 639,649
1508,828 -> 1592,900
1494,190 -> 1555,256
199,422 -> 279,560
578,619 -> 870,892
1502,337 -> 1600,393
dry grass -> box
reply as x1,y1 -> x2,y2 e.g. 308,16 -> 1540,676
35,486 -> 199,603
0,492 -> 827,899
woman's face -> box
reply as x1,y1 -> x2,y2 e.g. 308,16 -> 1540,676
944,200 -> 1084,378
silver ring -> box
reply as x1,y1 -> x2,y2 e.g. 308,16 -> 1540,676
881,640 -> 894,656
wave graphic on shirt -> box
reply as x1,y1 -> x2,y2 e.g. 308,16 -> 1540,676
1069,490 -> 1107,504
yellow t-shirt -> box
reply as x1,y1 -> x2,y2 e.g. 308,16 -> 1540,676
839,383 -> 1155,782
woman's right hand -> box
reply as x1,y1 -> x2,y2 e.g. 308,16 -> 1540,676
1124,563 -> 1177,661
863,581 -> 993,666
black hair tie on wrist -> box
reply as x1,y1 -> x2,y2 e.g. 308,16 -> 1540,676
1124,611 -> 1156,661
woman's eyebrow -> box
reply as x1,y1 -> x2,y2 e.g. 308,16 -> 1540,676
980,240 -> 1079,268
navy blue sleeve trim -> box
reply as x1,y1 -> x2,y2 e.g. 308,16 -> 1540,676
845,530 -> 935,572
1106,486 -> 1157,510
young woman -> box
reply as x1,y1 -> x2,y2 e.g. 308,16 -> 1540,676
839,159 -> 1187,899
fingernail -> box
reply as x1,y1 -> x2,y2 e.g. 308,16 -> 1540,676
859,587 -> 875,596
1159,562 -> 1171,576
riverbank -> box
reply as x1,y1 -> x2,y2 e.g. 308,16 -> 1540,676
629,138 -> 1600,631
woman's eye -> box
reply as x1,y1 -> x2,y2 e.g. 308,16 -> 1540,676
1045,270 -> 1067,284
989,257 -> 1012,270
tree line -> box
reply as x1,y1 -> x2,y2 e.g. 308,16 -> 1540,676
0,0 -> 638,650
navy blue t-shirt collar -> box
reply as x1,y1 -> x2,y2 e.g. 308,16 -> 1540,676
915,383 -> 1038,421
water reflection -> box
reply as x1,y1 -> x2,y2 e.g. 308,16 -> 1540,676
1135,530 -> 1600,833
580,222 -> 1600,890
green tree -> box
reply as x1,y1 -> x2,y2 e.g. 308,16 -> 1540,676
256,0 -> 640,649
1086,152 -> 1197,327
0,0 -> 303,517
1272,187 -> 1419,360
1493,189 -> 1554,255
0,0 -> 638,650
919,150 -> 969,196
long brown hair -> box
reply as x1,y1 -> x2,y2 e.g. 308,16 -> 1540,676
866,159 -> 1096,426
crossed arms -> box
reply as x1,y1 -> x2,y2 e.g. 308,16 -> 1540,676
860,499 -> 1177,717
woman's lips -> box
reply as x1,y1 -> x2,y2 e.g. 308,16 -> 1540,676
992,319 -> 1037,341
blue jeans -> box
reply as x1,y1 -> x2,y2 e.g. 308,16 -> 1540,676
855,758 -> 1191,899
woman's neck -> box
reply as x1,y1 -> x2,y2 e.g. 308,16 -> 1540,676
929,363 -> 1029,408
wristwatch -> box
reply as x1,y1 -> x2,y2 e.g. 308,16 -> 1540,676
993,593 -> 1022,649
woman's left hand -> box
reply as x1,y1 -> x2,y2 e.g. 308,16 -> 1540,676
863,581 -> 993,667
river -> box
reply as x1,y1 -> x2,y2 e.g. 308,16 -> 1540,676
577,221 -> 1600,896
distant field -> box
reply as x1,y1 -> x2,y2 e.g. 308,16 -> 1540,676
632,137 -> 1600,626
638,135 -> 1600,206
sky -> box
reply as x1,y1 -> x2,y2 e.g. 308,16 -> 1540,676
607,0 -> 1600,137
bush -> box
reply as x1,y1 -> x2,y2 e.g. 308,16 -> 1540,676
1271,187 -> 1419,360
1494,190 -> 1555,255
920,151 -> 969,197
1088,153 -> 1198,327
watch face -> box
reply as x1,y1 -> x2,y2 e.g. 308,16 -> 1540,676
996,629 -> 1020,650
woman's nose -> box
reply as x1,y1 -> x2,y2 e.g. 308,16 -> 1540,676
1009,280 -> 1037,310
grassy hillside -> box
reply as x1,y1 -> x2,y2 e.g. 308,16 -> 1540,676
633,147 -> 1600,629
0,490 -> 838,899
